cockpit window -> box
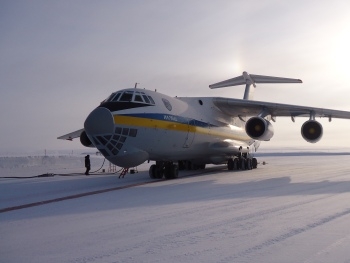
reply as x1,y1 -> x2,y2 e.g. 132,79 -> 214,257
104,90 -> 156,105
112,92 -> 121,102
119,91 -> 133,102
104,93 -> 115,103
142,95 -> 151,104
147,96 -> 155,104
134,94 -> 144,102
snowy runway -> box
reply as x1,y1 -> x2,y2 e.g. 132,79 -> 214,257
2,154 -> 350,263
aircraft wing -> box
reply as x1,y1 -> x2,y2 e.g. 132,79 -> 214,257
57,128 -> 84,141
213,98 -> 350,120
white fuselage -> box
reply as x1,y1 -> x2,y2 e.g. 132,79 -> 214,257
84,88 -> 255,167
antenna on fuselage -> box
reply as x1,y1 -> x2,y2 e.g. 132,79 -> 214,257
134,82 -> 139,88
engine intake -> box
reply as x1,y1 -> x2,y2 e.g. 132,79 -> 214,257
80,130 -> 94,147
245,117 -> 274,141
301,120 -> 323,143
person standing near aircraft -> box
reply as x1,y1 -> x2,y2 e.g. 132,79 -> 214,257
85,155 -> 90,175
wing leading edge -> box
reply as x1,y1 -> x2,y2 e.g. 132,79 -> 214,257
57,128 -> 84,141
213,98 -> 350,120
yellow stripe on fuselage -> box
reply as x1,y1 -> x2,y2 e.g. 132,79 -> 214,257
113,115 -> 250,141
114,115 -> 189,132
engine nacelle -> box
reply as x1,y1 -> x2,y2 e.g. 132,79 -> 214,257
80,130 -> 94,147
245,117 -> 274,141
301,120 -> 323,143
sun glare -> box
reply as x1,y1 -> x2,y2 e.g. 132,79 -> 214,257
332,27 -> 350,75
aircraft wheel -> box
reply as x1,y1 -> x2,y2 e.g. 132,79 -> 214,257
171,164 -> 179,179
233,158 -> 239,170
154,161 -> 165,179
246,158 -> 253,170
191,163 -> 199,170
252,158 -> 258,169
156,168 -> 164,179
186,161 -> 192,170
178,161 -> 186,170
149,164 -> 157,179
227,159 -> 234,170
164,164 -> 178,179
164,163 -> 171,179
240,158 -> 246,170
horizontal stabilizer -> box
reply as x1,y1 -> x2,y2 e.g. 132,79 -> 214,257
209,71 -> 302,89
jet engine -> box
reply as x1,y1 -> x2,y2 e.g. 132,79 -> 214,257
245,117 -> 274,141
80,130 -> 94,147
301,120 -> 323,143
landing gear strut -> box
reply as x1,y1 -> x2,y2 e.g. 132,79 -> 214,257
149,161 -> 179,179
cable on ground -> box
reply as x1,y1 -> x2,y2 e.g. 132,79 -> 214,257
0,158 -> 110,179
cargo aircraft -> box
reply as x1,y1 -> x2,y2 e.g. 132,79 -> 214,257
58,72 -> 350,179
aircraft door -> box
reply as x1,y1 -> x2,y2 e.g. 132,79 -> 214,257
183,119 -> 196,148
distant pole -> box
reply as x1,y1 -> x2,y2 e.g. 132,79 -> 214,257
134,82 -> 139,88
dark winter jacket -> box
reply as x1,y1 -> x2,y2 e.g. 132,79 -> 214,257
85,156 -> 90,168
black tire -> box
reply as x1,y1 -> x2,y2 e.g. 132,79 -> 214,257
186,161 -> 192,170
240,158 -> 246,170
154,161 -> 164,179
191,163 -> 199,170
154,166 -> 163,179
228,159 -> 234,170
252,158 -> 258,169
178,161 -> 186,170
164,164 -> 178,179
171,164 -> 179,179
233,158 -> 239,170
149,164 -> 157,179
246,158 -> 252,170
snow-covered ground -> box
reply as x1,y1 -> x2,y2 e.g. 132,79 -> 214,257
0,154 -> 109,178
2,153 -> 350,263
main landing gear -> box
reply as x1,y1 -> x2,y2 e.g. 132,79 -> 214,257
227,155 -> 258,171
149,161 -> 179,180
178,160 -> 205,171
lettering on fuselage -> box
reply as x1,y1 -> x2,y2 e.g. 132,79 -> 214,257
164,115 -> 178,122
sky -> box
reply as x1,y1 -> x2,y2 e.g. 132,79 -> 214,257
1,0 -> 350,155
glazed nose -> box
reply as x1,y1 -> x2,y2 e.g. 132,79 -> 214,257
84,107 -> 114,135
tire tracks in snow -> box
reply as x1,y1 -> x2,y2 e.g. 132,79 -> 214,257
69,192 -> 343,263
0,179 -> 163,213
217,208 -> 350,263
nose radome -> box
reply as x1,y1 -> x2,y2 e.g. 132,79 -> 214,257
84,107 -> 114,135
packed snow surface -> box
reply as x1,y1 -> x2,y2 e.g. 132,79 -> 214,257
2,153 -> 350,263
